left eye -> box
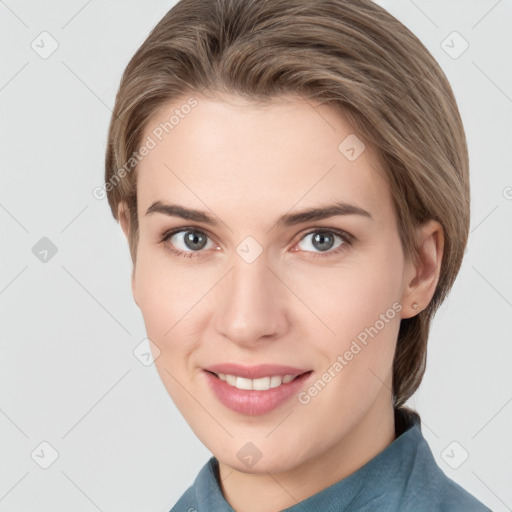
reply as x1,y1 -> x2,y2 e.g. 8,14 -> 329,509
295,230 -> 349,255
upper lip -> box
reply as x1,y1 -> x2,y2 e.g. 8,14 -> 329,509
204,363 -> 311,379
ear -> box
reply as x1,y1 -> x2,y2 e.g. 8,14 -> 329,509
400,219 -> 444,319
117,202 -> 138,307
118,201 -> 130,240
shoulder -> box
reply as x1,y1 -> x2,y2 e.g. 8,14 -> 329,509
393,453 -> 491,512
168,456 -> 228,512
393,408 -> 491,512
428,472 -> 492,512
169,485 -> 197,512
400,435 -> 491,511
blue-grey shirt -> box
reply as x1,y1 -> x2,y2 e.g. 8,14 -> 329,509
170,407 -> 491,511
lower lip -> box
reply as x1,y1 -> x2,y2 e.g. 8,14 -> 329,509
203,370 -> 312,416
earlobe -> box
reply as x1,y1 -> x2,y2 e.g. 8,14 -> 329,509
401,220 -> 444,319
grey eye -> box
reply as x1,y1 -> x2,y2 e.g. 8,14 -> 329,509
170,230 -> 211,252
297,231 -> 345,252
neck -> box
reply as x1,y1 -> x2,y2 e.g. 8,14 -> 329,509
218,391 -> 396,512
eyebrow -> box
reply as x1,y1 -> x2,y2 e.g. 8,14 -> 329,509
145,200 -> 372,227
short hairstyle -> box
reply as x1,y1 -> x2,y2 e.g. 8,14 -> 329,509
104,0 -> 470,408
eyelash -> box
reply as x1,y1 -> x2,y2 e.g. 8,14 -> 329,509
160,226 -> 354,260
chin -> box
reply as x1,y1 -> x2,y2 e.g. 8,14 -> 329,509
211,436 -> 311,475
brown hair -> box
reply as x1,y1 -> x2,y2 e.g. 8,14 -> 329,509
104,0 -> 470,409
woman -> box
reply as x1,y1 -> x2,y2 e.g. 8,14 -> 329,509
104,0 -> 491,510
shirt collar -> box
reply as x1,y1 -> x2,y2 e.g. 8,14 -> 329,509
192,407 -> 429,511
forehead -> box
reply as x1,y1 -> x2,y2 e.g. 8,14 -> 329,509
136,93 -> 393,229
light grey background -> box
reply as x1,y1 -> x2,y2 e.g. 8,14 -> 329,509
0,0 -> 511,510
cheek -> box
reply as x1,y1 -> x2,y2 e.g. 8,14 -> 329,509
135,246 -> 189,323
292,246 -> 403,339
133,250 -> 212,363
133,252 -> 179,343
305,244 -> 403,379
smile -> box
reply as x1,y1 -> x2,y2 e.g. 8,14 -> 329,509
214,373 -> 299,390
203,364 -> 313,415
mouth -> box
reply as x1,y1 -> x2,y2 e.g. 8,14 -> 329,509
202,364 -> 313,415
205,371 -> 309,391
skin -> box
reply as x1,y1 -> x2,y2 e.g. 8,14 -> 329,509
118,93 -> 444,512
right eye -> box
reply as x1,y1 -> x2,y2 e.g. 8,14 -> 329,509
161,228 -> 216,259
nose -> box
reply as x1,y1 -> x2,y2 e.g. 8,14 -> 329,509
214,252 -> 289,348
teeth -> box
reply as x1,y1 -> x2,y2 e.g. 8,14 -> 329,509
270,376 -> 282,388
236,377 -> 253,390
216,373 -> 298,390
252,376 -> 270,390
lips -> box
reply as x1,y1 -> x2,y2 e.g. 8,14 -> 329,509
203,363 -> 313,415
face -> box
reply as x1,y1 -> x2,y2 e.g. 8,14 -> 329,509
123,93 -> 419,474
